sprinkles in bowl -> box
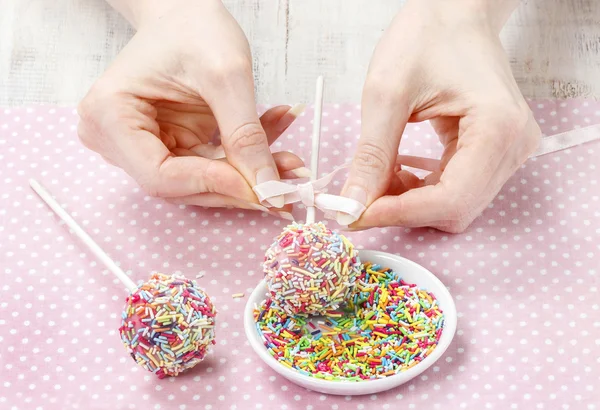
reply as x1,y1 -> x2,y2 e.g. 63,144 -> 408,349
254,262 -> 444,381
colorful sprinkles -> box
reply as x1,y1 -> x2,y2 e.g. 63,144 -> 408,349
119,273 -> 216,378
254,262 -> 444,381
263,222 -> 362,316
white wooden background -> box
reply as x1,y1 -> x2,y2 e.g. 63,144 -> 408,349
1,0 -> 599,106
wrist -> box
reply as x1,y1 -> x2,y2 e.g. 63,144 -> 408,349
408,0 -> 519,34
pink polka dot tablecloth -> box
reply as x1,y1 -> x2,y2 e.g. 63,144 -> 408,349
1,101 -> 599,410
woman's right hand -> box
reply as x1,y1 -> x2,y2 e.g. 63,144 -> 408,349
78,0 -> 306,216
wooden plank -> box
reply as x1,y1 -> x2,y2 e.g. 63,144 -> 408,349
1,0 -> 599,105
502,0 -> 600,99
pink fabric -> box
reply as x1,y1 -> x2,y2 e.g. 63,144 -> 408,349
1,101 -> 599,409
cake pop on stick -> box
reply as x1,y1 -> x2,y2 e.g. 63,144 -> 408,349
29,179 -> 216,378
262,77 -> 362,316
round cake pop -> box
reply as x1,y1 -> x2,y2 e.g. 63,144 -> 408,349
263,222 -> 361,315
119,273 -> 216,378
29,179 -> 217,379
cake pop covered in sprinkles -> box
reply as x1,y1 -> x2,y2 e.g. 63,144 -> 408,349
263,222 -> 361,316
28,180 -> 218,379
119,273 -> 216,378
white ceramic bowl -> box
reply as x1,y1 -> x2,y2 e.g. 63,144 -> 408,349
244,250 -> 457,395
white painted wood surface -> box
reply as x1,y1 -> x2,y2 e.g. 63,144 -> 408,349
1,0 -> 599,106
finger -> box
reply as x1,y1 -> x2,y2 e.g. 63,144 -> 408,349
168,193 -> 294,220
423,171 -> 441,186
353,119 -> 510,231
159,130 -> 176,150
134,139 -> 257,202
183,104 -> 305,160
82,95 -> 261,203
188,145 -> 226,160
156,103 -> 217,144
161,122 -> 207,149
396,155 -> 442,173
385,164 -> 418,196
203,104 -> 302,147
337,80 -> 411,225
165,193 -> 261,209
100,103 -> 258,202
386,175 -> 409,197
211,104 -> 304,187
280,167 -> 311,179
206,71 -> 287,208
271,150 -> 304,172
389,169 -> 423,196
352,185 -> 452,230
173,146 -> 307,181
171,147 -> 220,159
260,104 -> 305,145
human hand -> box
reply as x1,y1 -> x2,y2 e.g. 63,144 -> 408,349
339,0 -> 541,233
78,0 -> 306,215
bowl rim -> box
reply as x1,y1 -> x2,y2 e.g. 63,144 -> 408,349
243,249 -> 457,392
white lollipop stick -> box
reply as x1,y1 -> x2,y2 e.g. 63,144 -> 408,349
29,179 -> 138,292
306,76 -> 324,225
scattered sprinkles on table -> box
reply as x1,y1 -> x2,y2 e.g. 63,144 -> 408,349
263,222 -> 362,316
254,262 -> 444,381
119,273 -> 216,378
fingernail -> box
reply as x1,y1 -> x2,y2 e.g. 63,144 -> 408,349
210,129 -> 221,145
336,186 -> 367,226
256,167 -> 285,208
247,203 -> 270,212
266,210 -> 294,221
276,103 -> 306,131
289,167 -> 312,178
277,211 -> 294,221
287,103 -> 306,118
212,146 -> 226,160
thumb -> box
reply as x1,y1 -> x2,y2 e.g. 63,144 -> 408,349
206,69 -> 286,208
338,85 -> 410,225
179,104 -> 306,161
